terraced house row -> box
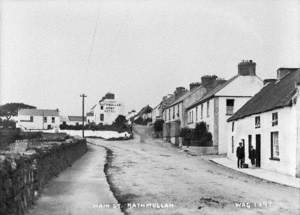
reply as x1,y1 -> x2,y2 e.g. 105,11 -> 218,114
151,60 -> 300,178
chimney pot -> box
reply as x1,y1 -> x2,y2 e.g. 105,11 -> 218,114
189,82 -> 201,91
238,60 -> 256,76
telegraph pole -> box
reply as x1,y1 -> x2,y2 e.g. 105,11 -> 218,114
80,94 -> 87,138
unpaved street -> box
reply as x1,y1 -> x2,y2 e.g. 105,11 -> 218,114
27,145 -> 122,215
89,127 -> 300,215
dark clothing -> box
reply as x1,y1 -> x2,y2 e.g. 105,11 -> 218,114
236,146 -> 245,168
249,149 -> 256,165
236,146 -> 245,158
237,158 -> 243,168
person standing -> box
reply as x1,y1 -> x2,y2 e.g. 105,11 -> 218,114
236,142 -> 244,168
249,145 -> 256,166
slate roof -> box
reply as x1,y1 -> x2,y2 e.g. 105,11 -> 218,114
186,76 -> 236,110
228,69 -> 300,122
18,109 -> 59,117
68,116 -> 87,121
165,88 -> 197,108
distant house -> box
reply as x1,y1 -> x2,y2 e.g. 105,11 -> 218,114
61,116 -> 87,126
17,109 -> 60,130
134,105 -> 153,123
87,93 -> 124,125
162,77 -> 226,145
228,68 -> 300,177
186,60 -> 263,154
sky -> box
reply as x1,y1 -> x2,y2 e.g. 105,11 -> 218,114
0,0 -> 299,115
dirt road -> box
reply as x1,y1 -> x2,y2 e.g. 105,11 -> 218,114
89,126 -> 300,215
27,144 -> 122,215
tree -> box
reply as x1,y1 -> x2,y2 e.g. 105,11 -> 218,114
0,103 -> 36,120
113,115 -> 127,126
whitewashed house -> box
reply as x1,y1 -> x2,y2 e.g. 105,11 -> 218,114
17,109 -> 60,130
227,68 -> 300,177
151,103 -> 163,122
186,60 -> 263,154
87,93 -> 124,125
60,115 -> 87,126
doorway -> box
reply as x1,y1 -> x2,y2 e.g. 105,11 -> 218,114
255,134 -> 261,167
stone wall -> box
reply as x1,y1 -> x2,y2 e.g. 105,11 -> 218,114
0,137 -> 87,215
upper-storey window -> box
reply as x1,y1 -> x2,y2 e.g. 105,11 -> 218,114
226,99 -> 234,115
272,112 -> 278,126
255,116 -> 260,128
200,104 -> 203,119
195,107 -> 198,122
207,101 -> 210,117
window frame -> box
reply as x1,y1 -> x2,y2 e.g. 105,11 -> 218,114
226,99 -> 234,115
255,116 -> 260,128
272,112 -> 278,126
270,131 -> 280,160
207,101 -> 210,117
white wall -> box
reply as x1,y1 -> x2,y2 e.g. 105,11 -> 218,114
228,107 -> 298,176
216,75 -> 263,97
93,99 -> 124,125
164,102 -> 183,123
218,96 -> 253,153
17,115 -> 60,130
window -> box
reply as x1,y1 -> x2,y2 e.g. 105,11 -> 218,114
30,116 -> 33,122
226,99 -> 234,115
52,117 -> 55,123
231,136 -> 234,153
270,131 -> 279,160
272,112 -> 278,126
200,104 -> 203,119
100,114 -> 104,121
168,109 -> 171,121
173,106 -> 175,119
207,101 -> 210,117
232,122 -> 234,132
195,107 -> 198,122
177,104 -> 179,117
44,117 -> 47,123
188,110 -> 194,124
100,106 -> 104,110
255,116 -> 260,128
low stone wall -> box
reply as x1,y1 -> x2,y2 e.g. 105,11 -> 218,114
184,146 -> 218,155
0,137 -> 87,215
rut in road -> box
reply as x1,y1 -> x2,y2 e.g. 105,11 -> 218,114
93,143 -> 130,215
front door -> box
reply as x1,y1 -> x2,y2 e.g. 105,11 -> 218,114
255,134 -> 261,167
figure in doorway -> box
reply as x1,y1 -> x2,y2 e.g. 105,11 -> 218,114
236,142 -> 245,168
249,145 -> 256,167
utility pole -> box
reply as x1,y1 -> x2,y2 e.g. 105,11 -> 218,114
80,94 -> 87,138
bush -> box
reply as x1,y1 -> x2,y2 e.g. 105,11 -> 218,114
180,127 -> 193,139
191,121 -> 213,146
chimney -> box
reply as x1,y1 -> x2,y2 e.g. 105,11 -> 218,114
277,68 -> 298,80
238,60 -> 256,76
105,92 -> 115,100
189,82 -> 201,91
174,87 -> 186,98
201,75 -> 218,88
263,79 -> 276,85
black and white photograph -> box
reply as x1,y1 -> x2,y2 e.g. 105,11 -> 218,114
0,0 -> 299,214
